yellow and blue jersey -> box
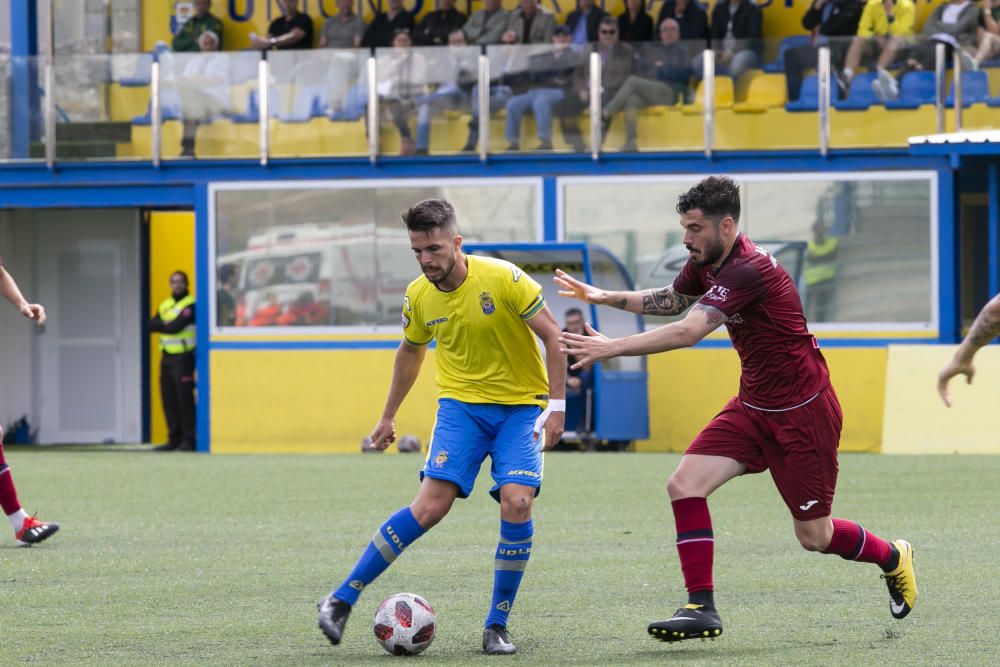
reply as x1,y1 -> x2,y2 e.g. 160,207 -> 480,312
402,254 -> 549,407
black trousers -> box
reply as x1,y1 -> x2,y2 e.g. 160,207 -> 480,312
161,351 -> 196,450
784,42 -> 849,102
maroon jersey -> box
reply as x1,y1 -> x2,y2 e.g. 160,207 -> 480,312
673,234 -> 830,410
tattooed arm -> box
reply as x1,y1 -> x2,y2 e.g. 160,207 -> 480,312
559,303 -> 727,368
937,293 -> 1000,407
554,269 -> 701,316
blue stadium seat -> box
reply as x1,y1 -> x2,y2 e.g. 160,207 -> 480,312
763,35 -> 812,73
988,95 -> 1000,107
279,85 -> 330,122
946,71 -> 990,106
884,71 -> 936,110
118,56 -> 154,86
785,74 -> 835,111
834,72 -> 879,110
131,88 -> 182,124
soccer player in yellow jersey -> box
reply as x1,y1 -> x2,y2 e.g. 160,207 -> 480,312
319,199 -> 566,655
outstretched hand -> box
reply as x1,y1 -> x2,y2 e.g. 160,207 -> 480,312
559,322 -> 613,370
937,358 -> 974,408
553,269 -> 604,304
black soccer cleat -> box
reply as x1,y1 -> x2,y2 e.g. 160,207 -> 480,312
317,594 -> 352,645
482,624 -> 517,655
647,604 -> 723,643
15,515 -> 59,547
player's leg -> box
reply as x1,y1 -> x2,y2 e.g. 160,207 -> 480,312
482,404 -> 544,655
156,357 -> 181,451
318,399 -> 489,645
649,398 -> 765,643
177,353 -> 196,451
0,433 -> 59,546
318,477 -> 459,645
771,386 -> 916,619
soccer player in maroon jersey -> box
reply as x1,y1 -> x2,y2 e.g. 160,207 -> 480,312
555,176 -> 916,642
0,261 -> 59,546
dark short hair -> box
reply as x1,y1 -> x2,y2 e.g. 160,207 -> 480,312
599,15 -> 617,28
553,25 -> 571,36
171,270 -> 189,282
402,199 -> 458,234
219,264 -> 236,283
676,175 -> 741,224
565,307 -> 584,319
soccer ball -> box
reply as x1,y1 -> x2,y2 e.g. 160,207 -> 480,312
397,434 -> 421,453
372,592 -> 437,656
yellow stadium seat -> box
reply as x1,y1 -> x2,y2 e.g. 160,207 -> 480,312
681,77 -> 735,114
733,73 -> 788,113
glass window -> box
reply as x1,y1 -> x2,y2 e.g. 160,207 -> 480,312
214,180 -> 540,329
562,174 -> 935,328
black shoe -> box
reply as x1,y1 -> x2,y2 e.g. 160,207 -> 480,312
647,604 -> 723,643
505,142 -> 520,152
153,443 -> 178,452
534,140 -> 553,151
414,148 -> 429,156
600,113 -> 611,137
482,624 -> 516,655
833,69 -> 849,99
318,594 -> 352,645
15,515 -> 60,547
622,141 -> 638,153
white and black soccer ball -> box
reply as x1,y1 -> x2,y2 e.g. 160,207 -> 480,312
372,592 -> 437,656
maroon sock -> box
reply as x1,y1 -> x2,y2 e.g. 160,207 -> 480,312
672,497 -> 714,594
0,445 -> 22,516
823,518 -> 894,569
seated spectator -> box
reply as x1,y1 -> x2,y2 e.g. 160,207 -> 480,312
504,27 -> 582,151
697,0 -> 763,81
557,16 -> 635,151
460,31 -> 528,150
971,0 -> 1000,68
377,29 -> 428,155
656,0 -> 709,44
563,308 -> 593,432
414,0 -> 467,46
601,17 -> 691,151
319,0 -> 366,48
839,0 -> 914,95
172,0 -> 224,52
464,0 -> 510,45
566,0 -> 610,44
175,31 -> 229,157
363,0 -> 416,48
503,0 -> 556,45
871,0 -> 978,101
250,0 -> 314,50
785,0 -> 864,102
414,30 -> 478,154
619,0 -> 654,42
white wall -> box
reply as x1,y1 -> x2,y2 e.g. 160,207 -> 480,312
0,208 -> 141,443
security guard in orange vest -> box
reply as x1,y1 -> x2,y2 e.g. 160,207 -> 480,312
150,271 -> 196,452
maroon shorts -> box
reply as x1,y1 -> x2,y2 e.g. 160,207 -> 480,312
686,385 -> 843,520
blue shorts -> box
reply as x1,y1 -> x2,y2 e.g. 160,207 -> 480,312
421,398 -> 544,501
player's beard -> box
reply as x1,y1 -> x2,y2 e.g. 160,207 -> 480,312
689,232 -> 725,267
422,253 -> 457,285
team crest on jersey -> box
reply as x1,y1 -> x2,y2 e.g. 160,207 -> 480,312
433,451 -> 448,468
480,292 -> 495,315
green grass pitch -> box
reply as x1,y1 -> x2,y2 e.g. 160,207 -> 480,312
1,449 -> 997,665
